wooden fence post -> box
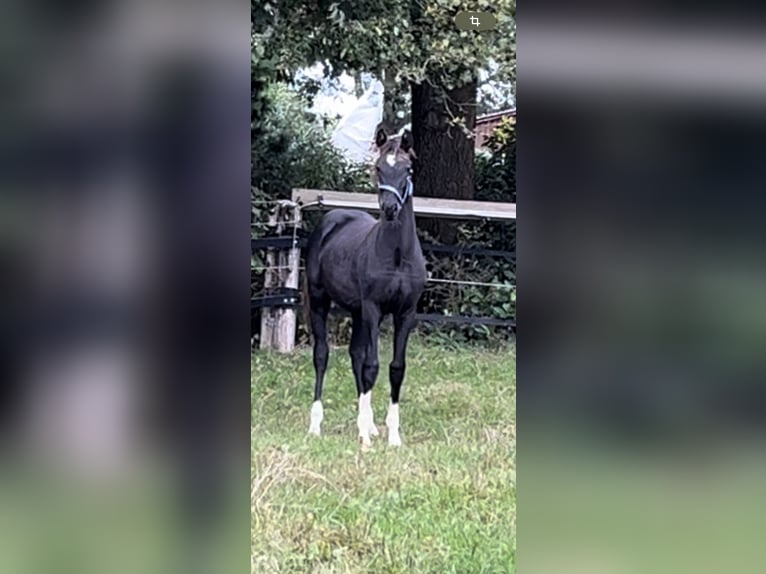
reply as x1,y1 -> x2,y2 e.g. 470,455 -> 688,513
259,201 -> 301,352
272,201 -> 301,352
259,206 -> 279,350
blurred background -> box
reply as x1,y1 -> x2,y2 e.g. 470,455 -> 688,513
0,1 -> 249,573
521,4 -> 766,574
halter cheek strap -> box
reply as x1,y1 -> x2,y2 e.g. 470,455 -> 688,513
378,177 -> 413,206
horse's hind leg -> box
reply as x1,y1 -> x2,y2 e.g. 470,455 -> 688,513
308,295 -> 331,436
349,313 -> 378,442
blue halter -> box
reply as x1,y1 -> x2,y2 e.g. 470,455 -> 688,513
378,177 -> 413,206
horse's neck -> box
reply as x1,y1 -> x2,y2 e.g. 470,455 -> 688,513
396,199 -> 418,250
374,200 -> 418,263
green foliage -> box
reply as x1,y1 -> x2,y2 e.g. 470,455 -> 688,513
252,82 -> 370,232
471,115 -> 516,253
417,117 -> 516,344
476,116 -> 516,204
253,0 -> 515,90
252,39 -> 275,125
418,250 -> 515,346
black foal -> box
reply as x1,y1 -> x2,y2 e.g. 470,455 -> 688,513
304,128 -> 426,447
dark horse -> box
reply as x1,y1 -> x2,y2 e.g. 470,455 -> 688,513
304,128 -> 427,448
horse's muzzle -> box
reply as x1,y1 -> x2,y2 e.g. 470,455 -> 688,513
383,204 -> 399,220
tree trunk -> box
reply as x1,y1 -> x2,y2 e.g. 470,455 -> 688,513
411,79 -> 477,244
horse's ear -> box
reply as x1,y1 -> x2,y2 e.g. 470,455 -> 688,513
401,129 -> 414,153
375,127 -> 388,148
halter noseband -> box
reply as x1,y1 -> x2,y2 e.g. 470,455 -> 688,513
378,177 -> 413,206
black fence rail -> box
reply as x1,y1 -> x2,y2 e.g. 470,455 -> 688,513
250,290 -> 515,329
252,235 -> 516,331
252,235 -> 515,263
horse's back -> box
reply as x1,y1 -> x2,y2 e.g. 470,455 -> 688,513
308,210 -> 374,253
320,209 -> 375,235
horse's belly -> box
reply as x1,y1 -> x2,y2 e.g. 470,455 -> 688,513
315,256 -> 360,309
324,280 -> 361,310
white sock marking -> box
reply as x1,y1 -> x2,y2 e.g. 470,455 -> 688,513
357,391 -> 373,447
308,400 -> 323,436
368,390 -> 379,436
386,402 -> 401,447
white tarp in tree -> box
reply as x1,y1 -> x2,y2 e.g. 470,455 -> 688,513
330,79 -> 384,164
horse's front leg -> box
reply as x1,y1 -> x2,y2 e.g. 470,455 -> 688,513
358,302 -> 381,448
349,312 -> 378,440
387,310 -> 417,447
308,295 -> 331,436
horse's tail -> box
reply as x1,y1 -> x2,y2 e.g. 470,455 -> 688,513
302,272 -> 312,341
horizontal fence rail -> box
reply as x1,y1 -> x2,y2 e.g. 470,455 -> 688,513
292,189 -> 516,221
252,236 -> 515,262
251,297 -> 515,329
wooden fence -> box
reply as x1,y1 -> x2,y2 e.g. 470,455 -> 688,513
253,191 -> 516,352
292,189 -> 516,221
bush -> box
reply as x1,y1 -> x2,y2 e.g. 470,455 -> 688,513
472,115 -> 516,253
251,82 -> 370,232
475,116 -> 516,204
415,116 -> 516,345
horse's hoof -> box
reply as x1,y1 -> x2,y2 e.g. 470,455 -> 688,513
369,424 -> 380,437
388,434 -> 402,447
309,402 -> 323,437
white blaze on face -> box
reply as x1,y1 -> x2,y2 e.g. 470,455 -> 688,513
308,400 -> 323,436
386,402 -> 401,447
386,153 -> 396,167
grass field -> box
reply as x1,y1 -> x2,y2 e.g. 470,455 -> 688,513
252,336 -> 516,573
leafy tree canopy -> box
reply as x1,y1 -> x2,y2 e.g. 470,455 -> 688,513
253,0 -> 515,91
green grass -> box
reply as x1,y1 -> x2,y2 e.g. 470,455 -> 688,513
252,336 -> 516,573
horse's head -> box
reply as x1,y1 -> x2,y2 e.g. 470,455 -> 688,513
373,127 -> 415,221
